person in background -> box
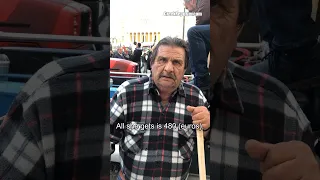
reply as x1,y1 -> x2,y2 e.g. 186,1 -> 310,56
184,0 -> 211,97
184,0 -> 210,25
122,47 -> 130,60
131,42 -> 143,72
113,47 -> 125,59
186,25 -> 210,97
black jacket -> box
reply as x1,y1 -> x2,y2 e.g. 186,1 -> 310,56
131,48 -> 143,63
113,52 -> 124,59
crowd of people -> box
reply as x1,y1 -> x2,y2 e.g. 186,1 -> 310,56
110,42 -> 154,73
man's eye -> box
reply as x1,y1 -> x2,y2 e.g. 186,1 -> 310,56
173,61 -> 181,65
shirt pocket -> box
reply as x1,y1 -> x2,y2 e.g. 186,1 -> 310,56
178,127 -> 196,160
121,121 -> 146,154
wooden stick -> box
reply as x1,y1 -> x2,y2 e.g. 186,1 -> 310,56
196,129 -> 206,180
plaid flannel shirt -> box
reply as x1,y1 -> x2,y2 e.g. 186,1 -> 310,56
209,61 -> 315,180
110,76 -> 208,180
0,50 -> 110,180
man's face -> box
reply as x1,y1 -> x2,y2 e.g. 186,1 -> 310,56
151,45 -> 186,92
118,48 -> 123,53
184,0 -> 196,12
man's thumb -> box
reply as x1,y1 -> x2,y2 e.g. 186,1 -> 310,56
187,106 -> 195,112
245,139 -> 272,162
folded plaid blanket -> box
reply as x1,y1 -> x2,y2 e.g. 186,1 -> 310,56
0,50 -> 110,180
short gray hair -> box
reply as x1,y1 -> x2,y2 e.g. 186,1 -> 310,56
151,37 -> 189,69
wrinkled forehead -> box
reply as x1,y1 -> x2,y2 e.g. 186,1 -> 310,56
156,45 -> 185,60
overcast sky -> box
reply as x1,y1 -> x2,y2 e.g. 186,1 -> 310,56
110,0 -> 184,19
110,0 -> 195,43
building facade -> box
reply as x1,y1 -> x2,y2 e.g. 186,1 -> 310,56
110,0 -> 196,46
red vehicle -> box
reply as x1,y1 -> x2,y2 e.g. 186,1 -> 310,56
110,58 -> 138,85
110,58 -> 138,75
0,0 -> 93,49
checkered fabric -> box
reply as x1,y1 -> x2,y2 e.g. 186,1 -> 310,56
209,61 -> 315,180
110,76 -> 208,179
0,50 -> 110,180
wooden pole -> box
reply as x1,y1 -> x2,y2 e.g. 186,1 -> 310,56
196,129 -> 206,180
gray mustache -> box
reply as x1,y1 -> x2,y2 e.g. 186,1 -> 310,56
160,73 -> 176,80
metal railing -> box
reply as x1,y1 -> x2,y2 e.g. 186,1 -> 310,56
110,71 -> 193,78
237,42 -> 261,49
0,47 -> 96,55
0,32 -> 110,44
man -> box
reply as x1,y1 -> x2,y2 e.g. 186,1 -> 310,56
184,0 -> 210,25
114,47 -> 125,59
122,47 -> 130,60
184,0 -> 210,96
110,37 -> 210,179
186,25 -> 210,97
130,42 -> 143,72
0,50 -> 109,179
210,0 -> 320,179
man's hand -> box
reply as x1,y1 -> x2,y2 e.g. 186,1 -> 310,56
210,0 -> 239,86
187,106 -> 210,130
245,139 -> 320,180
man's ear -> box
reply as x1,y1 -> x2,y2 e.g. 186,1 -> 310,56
150,61 -> 153,69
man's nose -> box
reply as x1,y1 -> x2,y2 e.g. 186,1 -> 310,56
164,61 -> 174,72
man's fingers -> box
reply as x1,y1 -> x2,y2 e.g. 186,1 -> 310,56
192,113 -> 205,121
245,139 -> 271,161
262,159 -> 300,180
187,106 -> 195,113
246,140 -> 298,172
186,106 -> 201,115
187,106 -> 208,115
192,120 -> 208,129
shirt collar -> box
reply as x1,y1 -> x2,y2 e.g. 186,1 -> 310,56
148,75 -> 186,97
214,68 -> 244,114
